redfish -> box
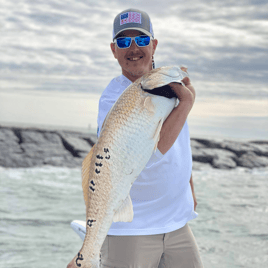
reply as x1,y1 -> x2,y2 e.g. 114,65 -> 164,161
67,66 -> 188,268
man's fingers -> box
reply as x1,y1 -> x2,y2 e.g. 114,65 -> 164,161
169,82 -> 195,105
182,76 -> 191,86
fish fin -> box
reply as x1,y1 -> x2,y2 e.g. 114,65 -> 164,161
113,194 -> 134,222
81,145 -> 95,209
180,65 -> 188,74
143,96 -> 155,113
153,119 -> 164,152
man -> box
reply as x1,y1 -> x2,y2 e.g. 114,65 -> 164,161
97,8 -> 203,268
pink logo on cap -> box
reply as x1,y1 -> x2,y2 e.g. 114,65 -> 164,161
120,12 -> 141,25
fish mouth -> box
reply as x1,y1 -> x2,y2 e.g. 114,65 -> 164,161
140,66 -> 188,98
142,84 -> 177,99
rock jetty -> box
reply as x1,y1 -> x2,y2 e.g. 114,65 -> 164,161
1,126 -> 268,169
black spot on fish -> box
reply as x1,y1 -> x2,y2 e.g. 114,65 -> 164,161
89,186 -> 95,192
95,169 -> 100,174
95,162 -> 103,167
105,155 -> 110,160
90,180 -> 95,186
104,148 -> 109,153
87,219 -> 96,227
96,155 -> 103,159
142,84 -> 177,99
76,252 -> 83,267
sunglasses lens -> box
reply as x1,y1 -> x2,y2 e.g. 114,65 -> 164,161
116,36 -> 151,48
135,36 -> 150,47
116,37 -> 131,48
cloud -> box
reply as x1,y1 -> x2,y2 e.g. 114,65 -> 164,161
0,0 -> 267,100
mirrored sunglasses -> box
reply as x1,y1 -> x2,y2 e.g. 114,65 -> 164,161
115,35 -> 151,49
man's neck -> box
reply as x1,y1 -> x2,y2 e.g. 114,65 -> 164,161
122,67 -> 153,83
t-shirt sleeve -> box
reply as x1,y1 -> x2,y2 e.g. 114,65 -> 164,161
145,148 -> 165,168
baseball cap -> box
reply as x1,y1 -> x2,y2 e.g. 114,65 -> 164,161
112,8 -> 154,41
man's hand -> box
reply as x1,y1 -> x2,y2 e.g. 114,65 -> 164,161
169,76 -> 196,107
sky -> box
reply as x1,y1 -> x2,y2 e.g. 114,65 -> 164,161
1,0 -> 267,97
0,0 -> 268,139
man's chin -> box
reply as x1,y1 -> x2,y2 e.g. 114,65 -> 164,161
126,68 -> 145,77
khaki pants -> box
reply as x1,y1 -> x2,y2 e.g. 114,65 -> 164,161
100,223 -> 204,268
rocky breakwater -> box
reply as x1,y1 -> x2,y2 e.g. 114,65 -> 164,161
0,126 -> 268,169
0,126 -> 96,168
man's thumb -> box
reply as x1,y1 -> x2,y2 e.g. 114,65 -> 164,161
182,76 -> 190,86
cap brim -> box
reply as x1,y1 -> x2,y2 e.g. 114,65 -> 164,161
113,27 -> 153,40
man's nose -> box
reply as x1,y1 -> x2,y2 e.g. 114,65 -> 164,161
129,39 -> 139,51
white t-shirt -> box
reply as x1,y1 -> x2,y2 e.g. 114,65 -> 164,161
97,74 -> 198,236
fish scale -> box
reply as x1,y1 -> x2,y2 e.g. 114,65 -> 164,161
67,66 -> 188,268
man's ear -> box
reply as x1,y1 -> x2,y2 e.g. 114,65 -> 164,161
152,39 -> 158,55
110,42 -> 117,59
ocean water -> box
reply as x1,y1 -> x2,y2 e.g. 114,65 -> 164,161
0,166 -> 267,268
